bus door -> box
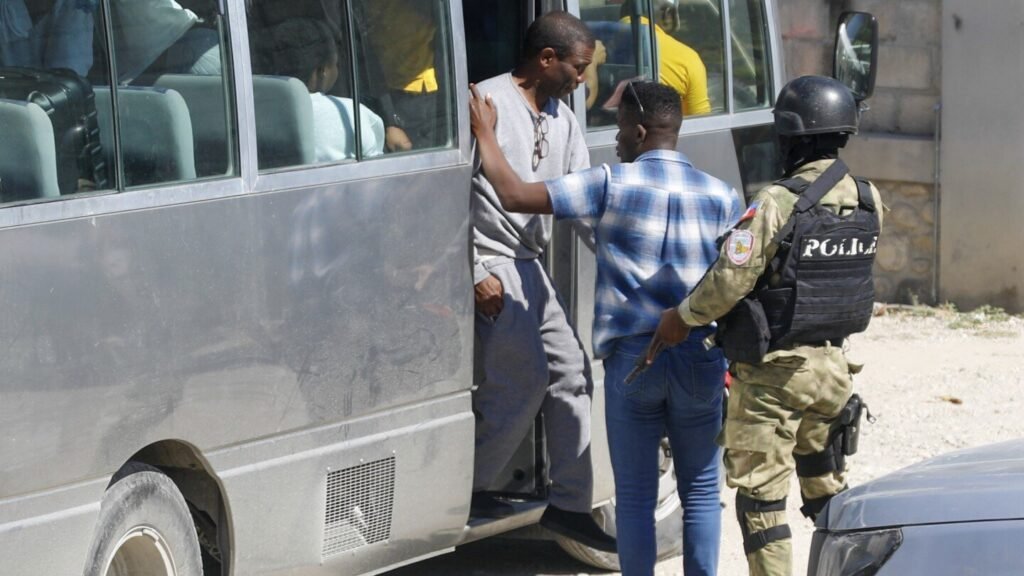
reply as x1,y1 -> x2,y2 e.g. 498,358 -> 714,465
461,0 -> 555,501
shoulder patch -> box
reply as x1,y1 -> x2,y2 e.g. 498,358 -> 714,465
726,230 -> 755,265
738,201 -> 759,223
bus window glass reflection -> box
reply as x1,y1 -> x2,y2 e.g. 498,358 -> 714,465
110,0 -> 237,182
0,0 -> 112,201
351,0 -> 456,153
729,0 -> 772,111
248,3 -> 385,170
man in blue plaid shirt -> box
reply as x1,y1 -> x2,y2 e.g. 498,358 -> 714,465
470,80 -> 738,576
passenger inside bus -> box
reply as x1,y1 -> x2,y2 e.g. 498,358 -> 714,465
354,0 -> 448,151
264,17 -> 385,161
109,0 -> 221,84
618,0 -> 710,117
0,0 -> 94,77
246,0 -> 348,91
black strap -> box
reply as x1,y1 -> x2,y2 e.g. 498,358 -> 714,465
744,525 -> 793,555
771,159 -> 851,246
794,448 -> 838,478
855,177 -> 877,212
736,494 -> 787,513
793,158 -> 850,213
736,494 -> 792,555
800,493 -> 835,520
775,177 -> 810,193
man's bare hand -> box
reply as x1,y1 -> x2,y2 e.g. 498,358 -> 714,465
647,308 -> 691,364
474,274 -> 504,318
593,39 -> 607,66
469,83 -> 497,138
386,126 -> 413,152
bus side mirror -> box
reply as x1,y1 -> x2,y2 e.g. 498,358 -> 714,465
833,11 -> 878,101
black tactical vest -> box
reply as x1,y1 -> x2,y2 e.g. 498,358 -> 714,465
757,159 -> 880,349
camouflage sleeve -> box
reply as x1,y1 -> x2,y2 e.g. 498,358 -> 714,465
677,188 -> 790,326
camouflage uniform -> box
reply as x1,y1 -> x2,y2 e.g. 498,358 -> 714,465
676,159 -> 884,576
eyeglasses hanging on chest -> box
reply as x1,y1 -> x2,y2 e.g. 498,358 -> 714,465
531,113 -> 549,170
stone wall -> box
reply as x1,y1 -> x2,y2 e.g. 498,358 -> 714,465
776,0 -> 942,304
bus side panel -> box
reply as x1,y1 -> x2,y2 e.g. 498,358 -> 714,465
0,480 -> 105,576
212,394 -> 474,575
0,161 -> 475,573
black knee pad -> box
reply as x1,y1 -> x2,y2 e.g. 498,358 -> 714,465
799,493 -> 832,520
801,485 -> 848,520
735,493 -> 792,555
794,443 -> 842,478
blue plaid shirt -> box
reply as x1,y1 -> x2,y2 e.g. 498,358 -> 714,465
546,149 -> 740,358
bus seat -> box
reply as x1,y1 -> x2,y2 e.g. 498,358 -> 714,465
153,74 -> 230,177
94,86 -> 197,187
252,75 -> 315,169
0,98 -> 60,202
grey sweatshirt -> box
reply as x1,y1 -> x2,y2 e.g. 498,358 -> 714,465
471,72 -> 590,284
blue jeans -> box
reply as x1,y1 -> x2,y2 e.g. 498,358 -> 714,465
604,332 -> 725,576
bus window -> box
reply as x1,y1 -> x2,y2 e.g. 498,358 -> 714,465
579,0 -> 655,130
351,0 -> 456,153
110,0 -> 237,181
676,0 -> 727,114
729,0 -> 772,111
248,2 -> 386,169
0,0 -> 112,202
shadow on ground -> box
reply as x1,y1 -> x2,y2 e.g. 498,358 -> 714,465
383,537 -> 614,576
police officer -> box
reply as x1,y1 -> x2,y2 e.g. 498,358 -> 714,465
648,75 -> 884,576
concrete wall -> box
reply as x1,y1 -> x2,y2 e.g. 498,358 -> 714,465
777,0 -> 942,304
938,1 -> 1024,313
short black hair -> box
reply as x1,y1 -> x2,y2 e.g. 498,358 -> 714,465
268,18 -> 337,83
621,81 -> 682,124
522,11 -> 595,60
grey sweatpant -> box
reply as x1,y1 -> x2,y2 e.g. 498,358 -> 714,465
472,256 -> 594,512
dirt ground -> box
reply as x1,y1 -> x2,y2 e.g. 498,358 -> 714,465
388,306 -> 1024,575
713,305 -> 1024,576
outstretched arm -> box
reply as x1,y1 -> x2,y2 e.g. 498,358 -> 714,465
469,84 -> 552,214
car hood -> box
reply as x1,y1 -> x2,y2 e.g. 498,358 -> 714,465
822,439 -> 1024,531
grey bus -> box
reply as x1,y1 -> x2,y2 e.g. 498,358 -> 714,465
0,1 -> 874,574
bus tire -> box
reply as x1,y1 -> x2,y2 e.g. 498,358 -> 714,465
83,462 -> 203,576
555,439 -> 684,570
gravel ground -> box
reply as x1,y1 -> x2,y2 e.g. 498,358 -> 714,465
388,307 -> 1024,575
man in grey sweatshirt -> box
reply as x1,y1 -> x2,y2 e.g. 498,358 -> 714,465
469,11 -> 615,553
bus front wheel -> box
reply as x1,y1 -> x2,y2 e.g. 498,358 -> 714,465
84,462 -> 203,576
554,438 -> 684,570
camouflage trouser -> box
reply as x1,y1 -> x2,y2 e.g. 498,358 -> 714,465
720,343 -> 857,576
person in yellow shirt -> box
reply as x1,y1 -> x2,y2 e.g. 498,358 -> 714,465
357,0 -> 446,151
620,0 -> 711,116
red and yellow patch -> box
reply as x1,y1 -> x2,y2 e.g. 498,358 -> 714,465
726,230 -> 755,265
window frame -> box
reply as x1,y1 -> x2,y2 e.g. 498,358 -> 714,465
0,0 -> 247,227
727,0 -> 775,113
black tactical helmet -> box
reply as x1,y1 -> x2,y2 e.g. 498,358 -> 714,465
773,76 -> 858,137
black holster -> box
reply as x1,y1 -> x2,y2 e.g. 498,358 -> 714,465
837,393 -> 867,457
716,298 -> 771,364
